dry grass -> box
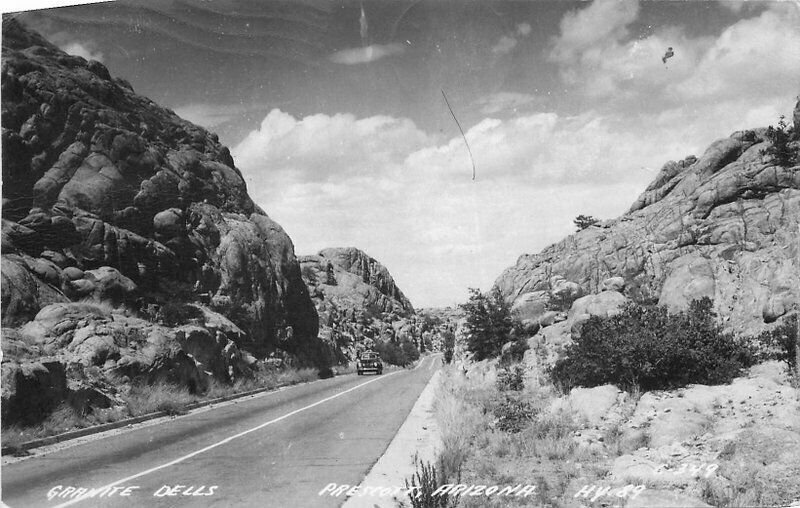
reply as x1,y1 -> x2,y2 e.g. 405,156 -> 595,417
3,365 -> 327,451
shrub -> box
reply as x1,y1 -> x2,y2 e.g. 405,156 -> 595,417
494,396 -> 535,433
300,264 -> 318,284
442,330 -> 455,364
496,365 -> 525,392
550,298 -> 754,391
374,338 -> 419,367
461,287 -> 515,361
500,337 -> 530,366
406,455 -> 460,508
546,290 -> 581,312
158,302 -> 204,326
761,115 -> 797,167
753,314 -> 799,373
573,214 -> 599,231
405,455 -> 460,508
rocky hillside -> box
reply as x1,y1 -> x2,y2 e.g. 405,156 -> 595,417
496,102 -> 800,341
299,247 -> 418,361
1,19 -> 326,424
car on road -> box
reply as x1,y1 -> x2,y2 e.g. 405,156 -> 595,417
356,351 -> 383,375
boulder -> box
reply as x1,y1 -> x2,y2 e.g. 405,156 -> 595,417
567,290 -> 629,337
84,266 -> 137,304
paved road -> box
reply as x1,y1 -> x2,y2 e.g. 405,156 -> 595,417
1,355 -> 441,508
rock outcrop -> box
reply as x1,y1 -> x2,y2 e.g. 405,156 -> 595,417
496,102 -> 800,340
1,19 -> 325,424
299,247 -> 416,361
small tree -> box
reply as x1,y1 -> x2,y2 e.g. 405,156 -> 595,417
461,287 -> 514,361
761,115 -> 797,167
573,214 -> 599,231
442,329 -> 455,364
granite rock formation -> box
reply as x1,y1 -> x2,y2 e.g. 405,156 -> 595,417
496,102 -> 800,342
299,247 -> 417,361
1,19 -> 325,425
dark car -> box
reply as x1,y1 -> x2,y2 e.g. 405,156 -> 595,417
356,351 -> 383,375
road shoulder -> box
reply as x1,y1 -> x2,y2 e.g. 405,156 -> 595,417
341,362 -> 442,508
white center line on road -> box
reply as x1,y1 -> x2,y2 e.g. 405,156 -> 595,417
53,371 -> 401,508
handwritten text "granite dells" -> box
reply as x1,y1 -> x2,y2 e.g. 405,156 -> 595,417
47,485 -> 218,501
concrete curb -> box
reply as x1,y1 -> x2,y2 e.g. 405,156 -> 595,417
342,358 -> 442,508
1,379 -> 314,456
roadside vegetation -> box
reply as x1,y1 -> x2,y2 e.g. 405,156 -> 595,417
412,288 -> 800,507
551,298 -> 798,391
375,338 -> 420,367
1,365 -> 321,453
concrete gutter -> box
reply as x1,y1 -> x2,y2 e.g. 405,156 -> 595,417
342,367 -> 442,508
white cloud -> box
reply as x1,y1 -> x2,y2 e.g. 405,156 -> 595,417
516,23 -> 532,37
232,109 -> 432,187
492,36 -> 518,55
491,21 -> 534,56
60,41 -> 104,62
329,43 -> 404,65
550,0 -> 639,63
548,0 -> 799,121
672,6 -> 800,101
231,107 -> 701,307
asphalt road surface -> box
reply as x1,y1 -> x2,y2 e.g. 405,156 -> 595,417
2,354 -> 441,508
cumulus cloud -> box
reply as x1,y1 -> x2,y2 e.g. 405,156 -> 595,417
231,107 -> 698,306
548,0 -> 799,120
233,109 -> 431,186
492,36 -> 518,55
491,22 -> 534,55
550,0 -> 639,63
672,6 -> 800,101
329,43 -> 404,65
60,41 -> 104,62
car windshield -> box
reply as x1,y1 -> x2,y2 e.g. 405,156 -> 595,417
361,353 -> 377,360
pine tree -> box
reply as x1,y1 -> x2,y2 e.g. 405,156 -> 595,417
461,287 -> 514,361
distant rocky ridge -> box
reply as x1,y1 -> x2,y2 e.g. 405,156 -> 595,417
299,247 -> 418,361
496,101 -> 800,347
1,19 -> 326,424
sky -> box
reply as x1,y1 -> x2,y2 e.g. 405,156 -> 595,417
4,0 -> 800,308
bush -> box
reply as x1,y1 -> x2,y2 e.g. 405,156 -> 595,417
494,396 -> 535,433
405,455 -> 460,508
374,338 -> 419,367
753,314 -> 799,373
461,287 -> 515,361
496,365 -> 525,391
158,302 -> 204,326
761,115 -> 797,167
442,330 -> 455,364
500,337 -> 530,366
573,214 -> 599,231
550,298 -> 754,391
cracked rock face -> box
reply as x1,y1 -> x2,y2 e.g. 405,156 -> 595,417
299,247 -> 416,362
1,19 -> 325,424
496,101 -> 800,338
